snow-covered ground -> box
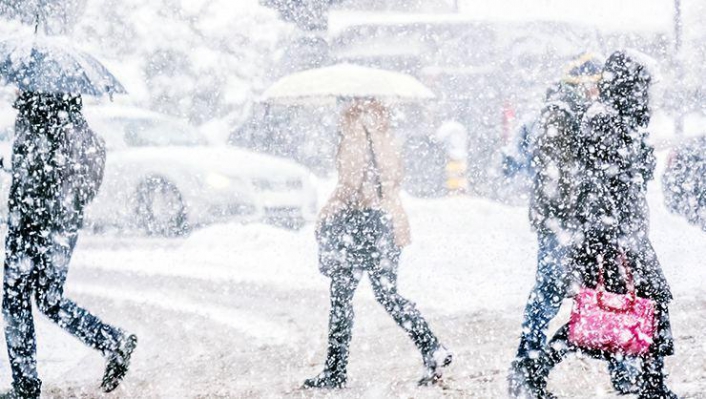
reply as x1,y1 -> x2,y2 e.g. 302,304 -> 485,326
0,155 -> 703,398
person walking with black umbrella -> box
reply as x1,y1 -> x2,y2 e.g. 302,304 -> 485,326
2,91 -> 137,398
0,30 -> 135,398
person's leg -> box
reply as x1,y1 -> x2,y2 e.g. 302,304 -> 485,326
638,354 -> 678,399
367,246 -> 451,385
2,233 -> 42,398
368,248 -> 440,357
510,324 -> 573,399
35,230 -> 123,354
608,355 -> 643,395
303,269 -> 361,388
35,228 -> 138,392
638,304 -> 678,399
515,232 -> 568,359
509,232 -> 569,399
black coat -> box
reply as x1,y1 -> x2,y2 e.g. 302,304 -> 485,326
529,83 -> 587,233
572,52 -> 671,304
7,93 -> 105,236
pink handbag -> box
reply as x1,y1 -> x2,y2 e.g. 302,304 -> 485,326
568,252 -> 656,356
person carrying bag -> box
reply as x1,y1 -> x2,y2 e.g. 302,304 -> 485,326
303,99 -> 452,389
522,51 -> 678,399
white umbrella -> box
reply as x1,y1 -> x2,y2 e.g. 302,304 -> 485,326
261,64 -> 435,104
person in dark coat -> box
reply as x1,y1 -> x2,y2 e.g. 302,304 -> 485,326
302,99 -> 451,389
530,51 -> 678,399
2,92 -> 137,398
509,54 -> 607,397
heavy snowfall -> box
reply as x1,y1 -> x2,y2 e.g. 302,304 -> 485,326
0,0 -> 704,398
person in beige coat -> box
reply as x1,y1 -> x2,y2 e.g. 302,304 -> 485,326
303,99 -> 452,389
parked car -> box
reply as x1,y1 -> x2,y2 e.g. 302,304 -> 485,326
0,106 -> 318,235
662,135 -> 706,231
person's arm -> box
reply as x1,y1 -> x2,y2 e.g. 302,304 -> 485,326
637,134 -> 656,186
531,107 -> 574,228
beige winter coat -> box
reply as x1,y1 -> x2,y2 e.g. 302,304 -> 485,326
317,101 -> 411,248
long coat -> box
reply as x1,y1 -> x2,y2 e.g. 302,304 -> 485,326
573,102 -> 671,304
318,101 -> 411,248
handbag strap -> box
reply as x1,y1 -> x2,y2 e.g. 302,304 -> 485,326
597,249 -> 635,292
596,249 -> 637,311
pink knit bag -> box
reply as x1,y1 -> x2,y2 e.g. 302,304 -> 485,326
568,252 -> 656,356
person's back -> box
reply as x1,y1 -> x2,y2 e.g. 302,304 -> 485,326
10,92 -> 105,230
529,82 -> 588,234
305,99 -> 451,390
319,100 -> 410,248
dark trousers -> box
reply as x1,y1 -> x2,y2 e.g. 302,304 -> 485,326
3,223 -> 123,392
324,249 -> 440,376
318,209 -> 439,376
516,231 -> 569,358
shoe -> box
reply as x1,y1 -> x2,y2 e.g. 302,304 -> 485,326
1,378 -> 41,399
637,387 -> 679,399
418,345 -> 453,386
611,372 -> 641,395
638,355 -> 680,399
302,371 -> 347,389
508,357 -> 556,399
102,334 -> 138,393
609,357 -> 642,395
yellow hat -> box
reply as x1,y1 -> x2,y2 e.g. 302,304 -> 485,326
562,53 -> 604,85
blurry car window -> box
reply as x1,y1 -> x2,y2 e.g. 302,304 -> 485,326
92,116 -> 207,149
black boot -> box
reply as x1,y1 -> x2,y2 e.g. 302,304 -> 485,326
638,355 -> 679,399
102,334 -> 138,392
1,378 -> 41,399
303,335 -> 350,389
302,371 -> 347,389
418,345 -> 453,386
302,353 -> 348,390
608,356 -> 642,395
508,357 -> 556,399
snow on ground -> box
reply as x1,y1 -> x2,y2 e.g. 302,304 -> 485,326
0,155 -> 702,398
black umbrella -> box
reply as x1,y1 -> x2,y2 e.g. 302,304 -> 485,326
0,35 -> 126,96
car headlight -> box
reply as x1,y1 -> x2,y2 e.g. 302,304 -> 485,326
206,173 -> 231,190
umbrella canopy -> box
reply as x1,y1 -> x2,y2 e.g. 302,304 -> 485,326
0,35 -> 126,96
261,64 -> 435,104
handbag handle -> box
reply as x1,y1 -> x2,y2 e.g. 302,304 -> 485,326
596,250 -> 637,312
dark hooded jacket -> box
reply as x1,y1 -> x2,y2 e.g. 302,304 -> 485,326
7,92 -> 105,235
573,51 -> 671,303
529,82 -> 588,233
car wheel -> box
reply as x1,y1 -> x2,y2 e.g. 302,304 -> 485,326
136,176 -> 189,237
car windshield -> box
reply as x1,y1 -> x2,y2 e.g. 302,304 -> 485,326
92,116 -> 207,150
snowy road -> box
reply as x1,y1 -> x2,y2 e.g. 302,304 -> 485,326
0,166 -> 704,398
